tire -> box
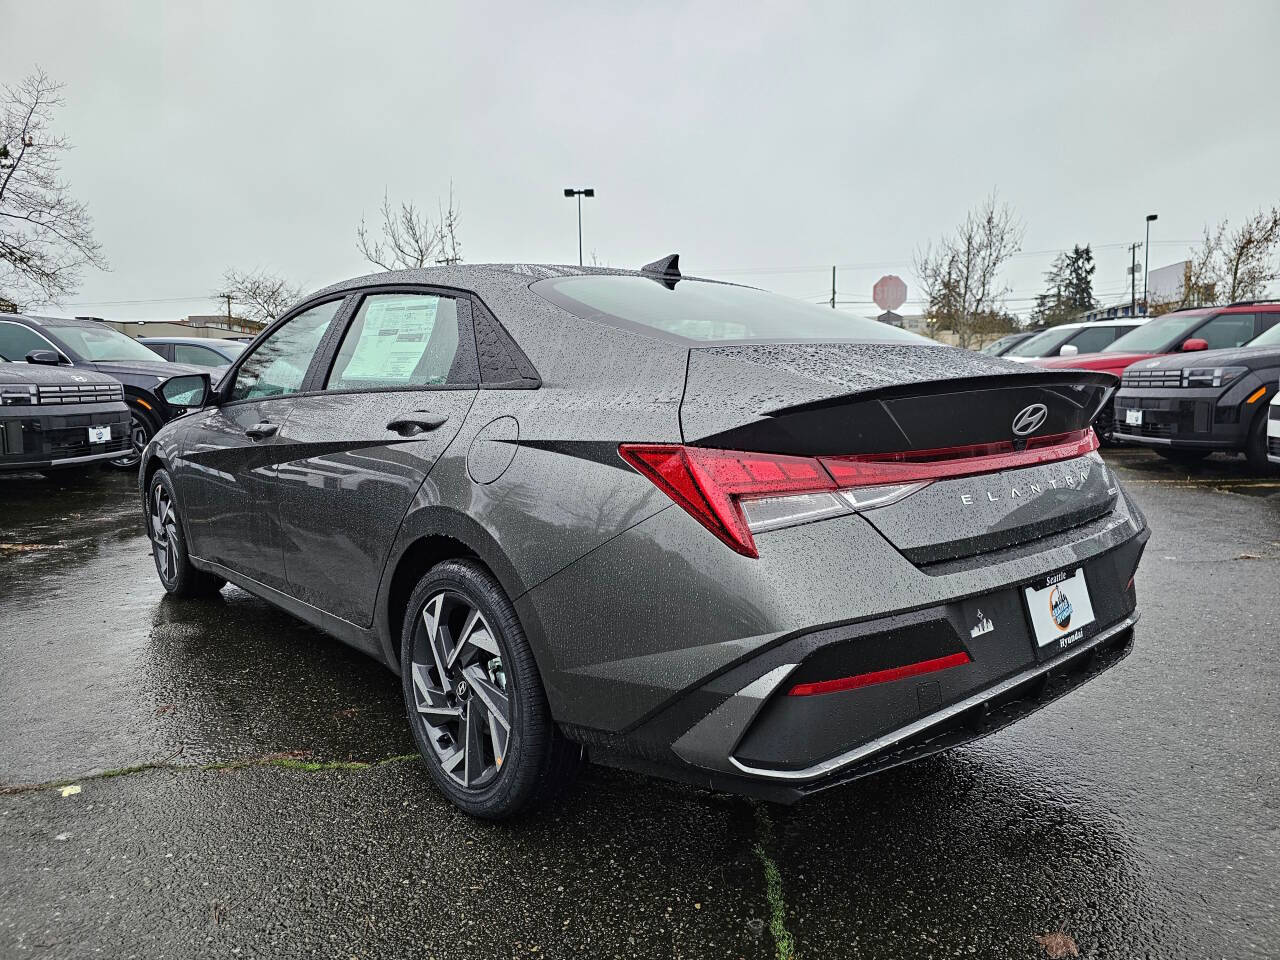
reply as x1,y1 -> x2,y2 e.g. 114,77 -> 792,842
146,469 -> 226,598
1094,400 -> 1117,445
110,408 -> 156,470
1155,448 -> 1210,464
400,559 -> 581,819
1245,406 -> 1277,474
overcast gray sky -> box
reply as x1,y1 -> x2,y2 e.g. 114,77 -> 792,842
5,0 -> 1279,321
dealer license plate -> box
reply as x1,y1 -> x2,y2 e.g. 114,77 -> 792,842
1125,408 -> 1142,426
88,425 -> 111,444
1024,569 -> 1096,651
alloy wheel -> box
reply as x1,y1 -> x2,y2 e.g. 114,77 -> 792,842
409,591 -> 511,790
150,483 -> 179,583
111,413 -> 148,468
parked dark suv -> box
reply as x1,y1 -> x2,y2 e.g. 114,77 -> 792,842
0,314 -> 203,468
1113,300 -> 1280,468
0,356 -> 131,476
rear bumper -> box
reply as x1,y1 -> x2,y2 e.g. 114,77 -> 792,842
523,457 -> 1149,802
0,401 -> 132,471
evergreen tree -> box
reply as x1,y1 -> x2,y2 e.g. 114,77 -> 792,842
1031,245 -> 1096,327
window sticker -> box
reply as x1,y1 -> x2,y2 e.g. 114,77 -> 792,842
341,297 -> 439,381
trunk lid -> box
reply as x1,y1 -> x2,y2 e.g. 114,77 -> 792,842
680,342 -> 1120,564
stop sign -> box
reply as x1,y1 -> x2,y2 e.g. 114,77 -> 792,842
873,275 -> 907,312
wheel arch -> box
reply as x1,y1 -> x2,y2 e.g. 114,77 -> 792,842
378,508 -> 529,675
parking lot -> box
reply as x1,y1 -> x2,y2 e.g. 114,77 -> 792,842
0,448 -> 1277,959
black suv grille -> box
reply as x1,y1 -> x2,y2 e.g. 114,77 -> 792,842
36,382 -> 125,405
1122,369 -> 1181,388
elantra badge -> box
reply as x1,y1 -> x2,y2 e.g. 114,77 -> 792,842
1012,403 -> 1048,437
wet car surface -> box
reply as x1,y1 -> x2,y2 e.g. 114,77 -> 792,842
2,449 -> 1278,958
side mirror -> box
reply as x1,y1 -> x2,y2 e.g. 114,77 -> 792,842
158,372 -> 212,410
1058,343 -> 1079,357
1181,338 -> 1209,352
26,349 -> 63,366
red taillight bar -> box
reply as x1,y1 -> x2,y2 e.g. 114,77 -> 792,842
618,427 -> 1099,558
787,651 -> 971,697
820,428 -> 1098,487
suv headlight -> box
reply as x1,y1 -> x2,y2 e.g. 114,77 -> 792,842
0,384 -> 37,405
1182,366 -> 1247,388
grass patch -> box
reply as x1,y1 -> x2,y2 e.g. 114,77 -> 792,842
752,802 -> 797,960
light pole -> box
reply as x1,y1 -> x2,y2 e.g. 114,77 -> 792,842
1144,213 -> 1158,310
563,187 -> 595,266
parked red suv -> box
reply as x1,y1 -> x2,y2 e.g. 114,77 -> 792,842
1032,302 -> 1280,438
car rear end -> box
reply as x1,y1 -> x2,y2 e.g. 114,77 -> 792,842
525,340 -> 1147,803
0,368 -> 132,473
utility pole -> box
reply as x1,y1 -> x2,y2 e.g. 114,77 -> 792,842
222,293 -> 233,325
830,266 -> 836,308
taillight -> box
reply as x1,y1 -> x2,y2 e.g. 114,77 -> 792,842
617,445 -> 837,557
618,428 -> 1098,558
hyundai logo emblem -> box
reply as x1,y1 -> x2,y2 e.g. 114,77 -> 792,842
1012,403 -> 1048,437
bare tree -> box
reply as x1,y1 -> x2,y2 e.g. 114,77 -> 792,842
1178,207 -> 1280,307
356,185 -> 461,271
216,268 -> 302,326
914,193 -> 1023,348
0,69 -> 107,307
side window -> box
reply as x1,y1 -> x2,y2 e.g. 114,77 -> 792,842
1065,326 -> 1116,354
1260,313 -> 1280,334
0,322 -> 55,361
174,344 -> 224,368
1196,313 -> 1256,350
228,300 -> 343,402
325,293 -> 462,391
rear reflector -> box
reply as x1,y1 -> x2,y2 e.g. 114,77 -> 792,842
618,427 -> 1098,558
787,651 -> 971,697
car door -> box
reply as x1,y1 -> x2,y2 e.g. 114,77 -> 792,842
275,289 -> 479,626
174,342 -> 227,369
1063,324 -> 1120,355
176,298 -> 347,590
1192,312 -> 1257,350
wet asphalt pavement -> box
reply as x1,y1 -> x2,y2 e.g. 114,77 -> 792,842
1,450 -> 1278,959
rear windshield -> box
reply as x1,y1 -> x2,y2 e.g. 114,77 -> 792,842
1103,312 -> 1209,353
1003,327 -> 1074,358
532,275 -> 929,344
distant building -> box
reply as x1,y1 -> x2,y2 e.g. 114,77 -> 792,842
0,297 -> 17,314
97,314 -> 265,339
1148,261 -> 1191,304
1075,301 -> 1147,323
874,311 -> 931,335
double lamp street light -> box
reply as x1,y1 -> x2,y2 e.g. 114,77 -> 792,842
564,187 -> 594,266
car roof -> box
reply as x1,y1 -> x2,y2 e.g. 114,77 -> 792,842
138,336 -> 239,346
1035,317 -> 1148,333
306,262 -> 726,303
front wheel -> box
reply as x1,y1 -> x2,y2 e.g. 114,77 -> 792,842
110,409 -> 154,470
1245,406 -> 1278,474
146,469 -> 225,598
401,559 -> 581,819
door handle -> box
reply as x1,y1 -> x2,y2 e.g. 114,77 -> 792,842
245,422 -> 278,440
387,411 -> 449,437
